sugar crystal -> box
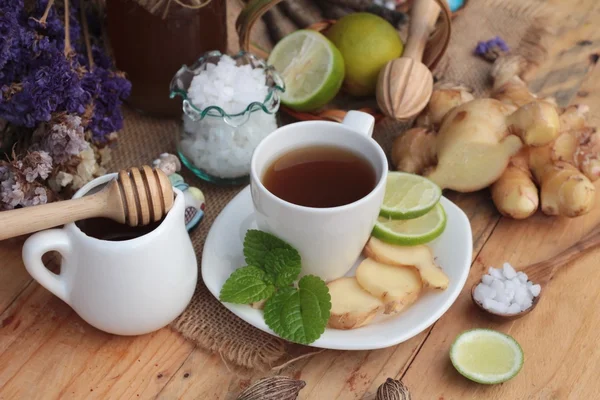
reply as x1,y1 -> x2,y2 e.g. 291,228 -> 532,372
477,261 -> 540,315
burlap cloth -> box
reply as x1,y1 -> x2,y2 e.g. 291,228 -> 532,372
107,0 -> 556,371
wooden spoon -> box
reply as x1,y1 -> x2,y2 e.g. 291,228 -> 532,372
376,0 -> 441,120
471,226 -> 600,320
0,166 -> 174,241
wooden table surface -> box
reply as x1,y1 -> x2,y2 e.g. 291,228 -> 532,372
2,1 -> 600,399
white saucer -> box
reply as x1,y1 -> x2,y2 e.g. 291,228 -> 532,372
202,186 -> 472,350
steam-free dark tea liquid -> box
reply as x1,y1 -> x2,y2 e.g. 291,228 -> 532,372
262,145 -> 376,208
76,217 -> 163,241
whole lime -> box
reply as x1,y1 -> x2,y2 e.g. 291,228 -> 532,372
326,13 -> 404,97
268,30 -> 345,112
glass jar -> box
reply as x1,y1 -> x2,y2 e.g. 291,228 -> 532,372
169,51 -> 285,185
106,0 -> 228,118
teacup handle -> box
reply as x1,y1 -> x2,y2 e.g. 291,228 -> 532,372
341,111 -> 375,138
22,229 -> 72,304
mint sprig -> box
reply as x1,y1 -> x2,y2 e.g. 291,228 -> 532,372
219,266 -> 275,304
220,230 -> 331,345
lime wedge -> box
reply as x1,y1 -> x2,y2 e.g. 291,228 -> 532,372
372,203 -> 446,245
268,30 -> 345,112
450,329 -> 524,385
380,172 -> 442,219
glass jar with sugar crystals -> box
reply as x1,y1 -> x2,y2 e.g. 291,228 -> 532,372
169,51 -> 284,185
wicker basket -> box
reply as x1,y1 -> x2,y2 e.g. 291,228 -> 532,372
235,0 -> 452,123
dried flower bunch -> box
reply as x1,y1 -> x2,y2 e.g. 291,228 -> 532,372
0,0 -> 131,210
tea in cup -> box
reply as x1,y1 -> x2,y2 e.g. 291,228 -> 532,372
250,111 -> 388,282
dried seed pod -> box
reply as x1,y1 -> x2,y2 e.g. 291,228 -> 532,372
375,378 -> 411,400
237,376 -> 306,400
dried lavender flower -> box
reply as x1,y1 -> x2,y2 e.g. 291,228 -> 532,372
0,150 -> 55,209
21,151 -> 53,182
0,0 -> 129,136
0,0 -> 130,210
23,186 -> 49,207
0,172 -> 23,209
40,114 -> 88,164
474,36 -> 510,62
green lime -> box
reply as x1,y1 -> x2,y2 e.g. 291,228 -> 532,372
380,172 -> 442,219
450,329 -> 524,385
372,203 -> 446,245
326,13 -> 404,97
268,30 -> 345,112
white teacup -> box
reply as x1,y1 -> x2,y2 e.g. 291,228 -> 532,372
250,111 -> 388,282
22,173 -> 198,336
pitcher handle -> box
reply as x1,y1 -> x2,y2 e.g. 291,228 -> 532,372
22,229 -> 72,304
341,111 -> 375,137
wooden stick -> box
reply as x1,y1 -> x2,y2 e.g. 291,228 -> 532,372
64,0 -> 72,56
322,0 -> 371,8
262,8 -> 286,45
278,0 -> 314,28
38,0 -> 55,24
315,0 -> 350,19
315,0 -> 408,27
80,0 -> 94,69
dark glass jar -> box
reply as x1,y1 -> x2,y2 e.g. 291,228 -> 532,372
106,0 -> 228,118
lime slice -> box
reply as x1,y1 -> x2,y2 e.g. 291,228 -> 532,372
380,172 -> 442,219
268,30 -> 345,112
450,329 -> 524,385
372,203 -> 446,245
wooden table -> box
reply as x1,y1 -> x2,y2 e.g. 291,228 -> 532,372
2,1 -> 600,398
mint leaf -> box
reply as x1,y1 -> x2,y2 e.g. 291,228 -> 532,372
263,287 -> 296,337
219,266 -> 275,304
263,275 -> 331,345
264,248 -> 301,287
299,275 -> 331,327
244,230 -> 295,268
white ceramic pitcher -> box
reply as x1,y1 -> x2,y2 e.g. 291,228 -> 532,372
22,173 -> 198,336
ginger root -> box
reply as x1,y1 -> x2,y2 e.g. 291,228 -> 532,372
490,149 -> 539,219
393,54 -> 598,219
492,107 -> 598,219
415,83 -> 475,129
392,94 -> 559,192
391,127 -> 437,175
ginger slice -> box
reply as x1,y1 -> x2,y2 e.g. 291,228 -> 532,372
364,237 -> 449,290
356,258 -> 422,315
327,277 -> 383,330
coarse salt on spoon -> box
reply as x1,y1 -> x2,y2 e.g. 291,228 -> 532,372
0,166 -> 174,241
471,226 -> 600,320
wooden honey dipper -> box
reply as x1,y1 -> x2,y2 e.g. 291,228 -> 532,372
0,166 -> 174,241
